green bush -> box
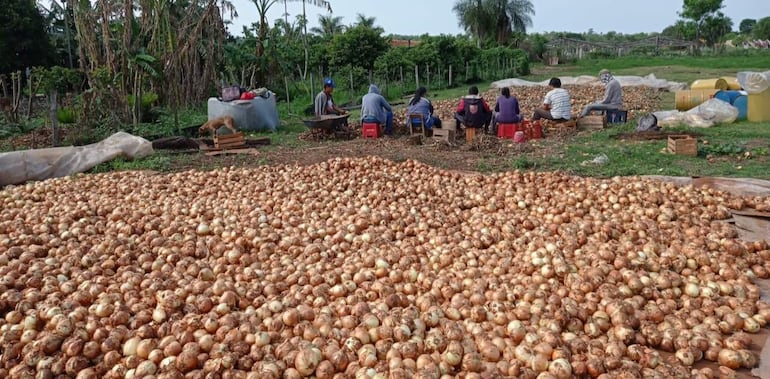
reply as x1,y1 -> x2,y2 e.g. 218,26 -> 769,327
56,107 -> 76,124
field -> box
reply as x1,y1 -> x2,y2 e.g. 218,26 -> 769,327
2,56 -> 770,378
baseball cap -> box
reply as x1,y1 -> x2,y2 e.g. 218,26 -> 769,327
324,78 -> 335,88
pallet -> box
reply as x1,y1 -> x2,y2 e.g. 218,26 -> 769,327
213,132 -> 246,149
668,135 -> 698,156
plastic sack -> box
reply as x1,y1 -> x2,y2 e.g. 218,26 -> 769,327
737,71 -> 770,94
686,98 -> 739,124
490,74 -> 686,92
0,132 -> 153,186
654,110 -> 714,128
207,90 -> 279,132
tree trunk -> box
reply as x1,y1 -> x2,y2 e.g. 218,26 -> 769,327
63,2 -> 74,68
98,0 -> 115,72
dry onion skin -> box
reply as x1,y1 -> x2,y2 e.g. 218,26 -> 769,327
1,157 -> 770,379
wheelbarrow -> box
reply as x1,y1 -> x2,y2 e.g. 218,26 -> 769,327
302,114 -> 353,140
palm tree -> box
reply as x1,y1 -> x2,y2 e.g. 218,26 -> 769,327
355,13 -> 376,28
453,0 -> 534,46
251,0 -> 277,86
452,0 -> 492,47
311,14 -> 345,38
491,0 -> 534,43
287,0 -> 332,80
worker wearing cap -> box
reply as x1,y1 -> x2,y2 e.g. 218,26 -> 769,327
314,78 -> 348,117
580,69 -> 622,117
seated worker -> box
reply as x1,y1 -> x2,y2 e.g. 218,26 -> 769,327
314,78 -> 348,117
580,69 -> 622,117
360,84 -> 394,135
455,86 -> 492,133
532,78 -> 571,122
492,87 -> 521,133
406,87 -> 441,129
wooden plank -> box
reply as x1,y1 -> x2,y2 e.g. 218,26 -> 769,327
204,148 -> 259,156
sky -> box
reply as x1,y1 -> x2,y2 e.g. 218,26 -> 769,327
225,0 -> 770,37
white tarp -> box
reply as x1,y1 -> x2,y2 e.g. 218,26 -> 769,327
0,132 -> 153,186
737,71 -> 770,94
653,98 -> 739,128
491,74 -> 687,92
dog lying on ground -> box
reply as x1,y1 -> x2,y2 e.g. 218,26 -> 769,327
198,116 -> 237,136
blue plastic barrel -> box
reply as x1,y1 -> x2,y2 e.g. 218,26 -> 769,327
714,90 -> 742,104
733,95 -> 748,120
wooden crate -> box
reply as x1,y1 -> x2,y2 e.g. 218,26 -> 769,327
214,132 -> 246,149
432,128 -> 456,143
668,135 -> 697,156
577,115 -> 606,130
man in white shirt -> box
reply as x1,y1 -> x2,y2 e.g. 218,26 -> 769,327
532,77 -> 572,122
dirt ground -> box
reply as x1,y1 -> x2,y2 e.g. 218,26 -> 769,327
167,130 -> 577,173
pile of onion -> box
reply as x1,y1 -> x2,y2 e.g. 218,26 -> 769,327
1,157 -> 769,378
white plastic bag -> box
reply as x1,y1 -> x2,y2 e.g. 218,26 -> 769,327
737,71 -> 770,94
686,98 -> 739,125
207,90 -> 280,132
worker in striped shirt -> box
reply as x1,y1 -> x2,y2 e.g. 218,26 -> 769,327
532,77 -> 572,122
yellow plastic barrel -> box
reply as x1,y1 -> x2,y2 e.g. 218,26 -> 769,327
720,77 -> 742,90
691,78 -> 728,90
748,88 -> 770,122
675,89 -> 718,111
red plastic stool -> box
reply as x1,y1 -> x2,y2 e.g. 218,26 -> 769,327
362,122 -> 380,139
497,123 -> 519,139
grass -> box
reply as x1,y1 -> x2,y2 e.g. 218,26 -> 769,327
527,54 -> 770,83
89,153 -> 176,173
494,120 -> 770,179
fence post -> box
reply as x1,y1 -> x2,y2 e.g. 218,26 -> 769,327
465,62 -> 469,82
310,74 -> 315,96
400,66 -> 404,88
349,65 -> 354,104
369,69 -> 373,84
426,64 -> 430,89
449,65 -> 453,87
414,65 -> 419,89
284,76 -> 291,114
49,91 -> 59,147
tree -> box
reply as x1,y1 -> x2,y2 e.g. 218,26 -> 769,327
453,0 -> 534,47
287,0 -> 332,80
489,0 -> 534,44
0,0 -> 54,73
754,17 -> 770,40
739,19 -> 756,35
328,25 -> 389,70
311,14 -> 346,38
662,20 -> 697,41
355,14 -> 378,29
251,0 -> 278,86
701,13 -> 732,45
679,0 -> 724,45
453,0 -> 492,47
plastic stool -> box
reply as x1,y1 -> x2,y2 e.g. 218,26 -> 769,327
606,109 -> 628,124
497,123 -> 519,139
362,122 -> 380,139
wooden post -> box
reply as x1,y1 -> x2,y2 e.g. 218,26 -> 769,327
426,64 -> 430,89
284,76 -> 291,114
414,65 -> 419,89
310,73 -> 315,95
349,65 -> 354,103
400,66 -> 404,87
26,68 -> 33,120
369,69 -> 373,84
49,91 -> 59,147
465,62 -> 469,82
449,65 -> 453,87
